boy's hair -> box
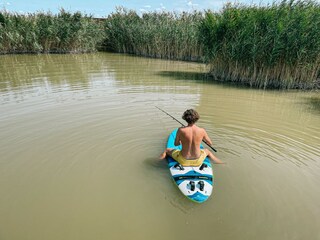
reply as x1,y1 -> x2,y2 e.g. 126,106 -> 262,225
182,109 -> 199,124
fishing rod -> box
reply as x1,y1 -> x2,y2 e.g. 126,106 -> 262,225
156,106 -> 217,152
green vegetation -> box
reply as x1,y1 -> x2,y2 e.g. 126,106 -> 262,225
199,0 -> 320,89
0,0 -> 319,89
103,7 -> 203,61
0,10 -> 105,54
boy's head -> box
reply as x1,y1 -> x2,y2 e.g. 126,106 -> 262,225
182,109 -> 199,124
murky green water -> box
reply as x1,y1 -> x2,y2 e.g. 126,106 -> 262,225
0,52 -> 319,240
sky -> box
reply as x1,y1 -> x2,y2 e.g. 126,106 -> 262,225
0,0 -> 289,17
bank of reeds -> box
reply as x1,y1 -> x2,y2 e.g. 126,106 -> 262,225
1,1 -> 319,89
199,0 -> 320,89
0,10 -> 105,54
103,8 -> 203,61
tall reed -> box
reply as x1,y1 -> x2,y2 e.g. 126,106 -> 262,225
1,2 -> 319,89
103,8 -> 203,61
0,10 -> 105,54
199,0 -> 320,89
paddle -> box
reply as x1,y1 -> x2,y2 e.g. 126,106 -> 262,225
156,106 -> 217,152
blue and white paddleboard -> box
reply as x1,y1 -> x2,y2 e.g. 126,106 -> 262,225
166,128 -> 214,203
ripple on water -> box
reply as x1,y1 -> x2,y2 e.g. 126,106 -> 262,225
1,53 -> 320,240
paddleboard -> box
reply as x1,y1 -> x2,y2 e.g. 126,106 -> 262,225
166,128 -> 214,203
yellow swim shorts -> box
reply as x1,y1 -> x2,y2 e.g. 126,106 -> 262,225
171,149 -> 207,167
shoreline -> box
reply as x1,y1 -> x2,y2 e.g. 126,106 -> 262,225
1,1 -> 319,90
1,50 -> 319,91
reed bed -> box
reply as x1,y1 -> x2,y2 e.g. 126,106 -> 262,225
1,1 -> 319,89
0,10 -> 105,54
199,0 -> 320,89
103,8 -> 203,61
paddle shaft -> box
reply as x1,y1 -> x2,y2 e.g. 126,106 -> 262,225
156,106 -> 217,152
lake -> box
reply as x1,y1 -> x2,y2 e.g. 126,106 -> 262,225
0,52 -> 319,240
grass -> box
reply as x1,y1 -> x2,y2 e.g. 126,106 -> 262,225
103,7 -> 203,61
1,1 -> 319,89
199,0 -> 320,89
0,9 -> 105,54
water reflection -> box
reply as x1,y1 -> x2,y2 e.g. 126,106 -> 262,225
307,96 -> 320,113
0,54 -> 108,93
157,71 -> 209,81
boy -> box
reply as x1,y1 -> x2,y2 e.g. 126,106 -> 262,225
159,109 -> 223,165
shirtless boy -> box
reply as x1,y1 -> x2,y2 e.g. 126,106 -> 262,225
159,109 -> 223,165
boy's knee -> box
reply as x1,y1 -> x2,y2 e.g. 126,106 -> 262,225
166,148 -> 173,156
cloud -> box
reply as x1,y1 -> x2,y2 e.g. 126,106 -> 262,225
187,1 -> 199,8
155,3 -> 166,12
202,0 -> 225,10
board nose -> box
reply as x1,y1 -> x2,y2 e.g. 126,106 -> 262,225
190,192 -> 208,203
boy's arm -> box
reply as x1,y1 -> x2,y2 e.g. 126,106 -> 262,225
203,129 -> 213,146
174,128 -> 181,146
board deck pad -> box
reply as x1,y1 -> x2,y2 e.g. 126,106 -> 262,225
166,128 -> 214,203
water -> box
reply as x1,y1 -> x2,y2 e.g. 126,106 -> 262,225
0,53 -> 319,240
